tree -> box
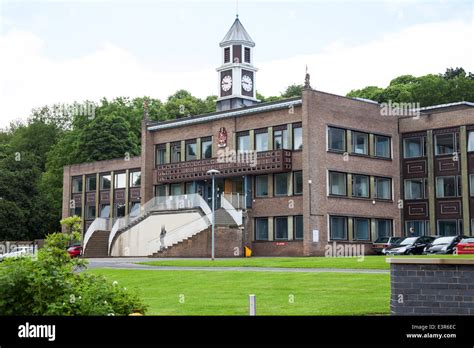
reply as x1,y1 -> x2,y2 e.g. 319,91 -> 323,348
281,84 -> 304,98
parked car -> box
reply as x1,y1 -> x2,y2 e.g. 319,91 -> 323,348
455,238 -> 474,254
423,235 -> 465,255
67,245 -> 82,258
0,246 -> 36,262
384,236 -> 435,255
372,236 -> 401,254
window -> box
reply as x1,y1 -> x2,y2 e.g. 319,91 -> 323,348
294,216 -> 303,240
293,125 -> 303,150
470,174 -> 474,196
435,133 -> 455,156
170,183 -> 182,196
354,218 -> 370,241
375,219 -> 392,239
374,135 -> 391,158
115,203 -> 126,218
293,171 -> 303,195
352,131 -> 368,155
86,176 -> 96,191
403,137 -> 424,158
130,171 -> 141,187
155,145 -> 167,165
404,179 -> 425,200
71,206 -> 82,217
99,204 -> 110,218
375,177 -> 391,200
224,47 -> 230,63
329,171 -> 346,196
244,47 -> 250,63
155,185 -> 166,197
328,127 -> 346,152
436,176 -> 457,198
273,127 -> 288,150
255,130 -> 268,152
100,174 -> 111,190
86,205 -> 96,220
352,174 -> 369,198
274,173 -> 289,196
72,177 -> 82,193
171,142 -> 181,163
405,220 -> 429,236
437,220 -> 459,236
468,131 -> 474,152
274,217 -> 288,240
114,173 -> 126,189
201,137 -> 212,159
255,175 -> 268,197
255,218 -> 268,241
330,216 -> 347,240
237,132 -> 250,151
186,141 -> 197,161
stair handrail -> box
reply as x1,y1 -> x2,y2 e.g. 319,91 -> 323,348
146,212 -> 213,254
83,217 -> 109,251
108,193 -> 212,255
220,193 -> 243,226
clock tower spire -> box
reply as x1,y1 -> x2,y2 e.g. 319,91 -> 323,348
216,16 -> 258,111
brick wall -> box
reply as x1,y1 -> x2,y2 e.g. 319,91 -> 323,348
153,226 -> 243,258
389,259 -> 474,315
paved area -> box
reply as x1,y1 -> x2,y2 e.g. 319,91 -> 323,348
85,258 -> 388,274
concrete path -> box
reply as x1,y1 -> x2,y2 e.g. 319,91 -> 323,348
85,258 -> 388,274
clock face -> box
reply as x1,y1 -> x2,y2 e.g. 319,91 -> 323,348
221,75 -> 232,92
241,75 -> 253,92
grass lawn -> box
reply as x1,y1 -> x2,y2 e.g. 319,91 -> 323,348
138,254 -> 474,270
90,268 -> 390,315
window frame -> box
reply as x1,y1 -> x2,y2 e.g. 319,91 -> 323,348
403,136 -> 425,159
352,174 -> 370,198
435,133 -> 456,156
273,127 -> 289,150
374,176 -> 392,200
374,134 -> 391,159
436,176 -> 458,198
293,171 -> 303,195
294,215 -> 303,240
351,131 -> 369,156
327,126 -> 346,152
255,217 -> 269,241
353,217 -> 371,241
329,216 -> 348,241
114,172 -> 126,189
274,216 -> 289,241
329,171 -> 347,196
255,175 -> 269,198
404,178 -> 426,200
293,125 -> 303,150
274,172 -> 289,196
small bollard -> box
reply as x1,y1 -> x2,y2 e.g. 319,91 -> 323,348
249,294 -> 256,316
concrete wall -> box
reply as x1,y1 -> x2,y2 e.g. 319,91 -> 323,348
389,258 -> 474,315
111,211 -> 203,256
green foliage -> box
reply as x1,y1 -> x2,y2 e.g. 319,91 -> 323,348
0,232 -> 147,315
281,84 -> 304,98
347,67 -> 474,106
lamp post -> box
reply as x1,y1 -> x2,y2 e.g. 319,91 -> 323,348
206,169 -> 220,260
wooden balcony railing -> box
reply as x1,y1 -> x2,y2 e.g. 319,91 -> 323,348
154,149 -> 292,184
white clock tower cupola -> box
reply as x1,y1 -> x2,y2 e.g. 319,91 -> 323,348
216,16 -> 259,111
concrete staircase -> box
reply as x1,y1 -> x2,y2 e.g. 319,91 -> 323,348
214,208 -> 238,226
82,230 -> 110,258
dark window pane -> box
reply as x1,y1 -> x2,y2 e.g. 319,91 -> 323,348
435,133 -> 455,156
328,127 -> 345,151
352,175 -> 369,198
86,176 -> 96,191
294,171 -> 303,195
255,218 -> 268,240
375,177 -> 391,200
202,140 -> 212,159
330,216 -> 347,240
329,172 -> 346,196
294,215 -> 303,240
274,173 -> 288,196
100,175 -> 111,190
255,175 -> 268,197
405,179 -> 424,199
352,131 -> 368,155
186,143 -> 197,161
354,218 -> 370,240
275,217 -> 288,240
436,176 -> 456,198
375,135 -> 390,158
72,177 -> 82,193
293,126 -> 303,150
376,219 -> 392,238
403,137 -> 423,158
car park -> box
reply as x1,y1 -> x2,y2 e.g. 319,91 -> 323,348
455,238 -> 474,254
372,237 -> 401,254
384,236 -> 435,255
423,235 -> 465,255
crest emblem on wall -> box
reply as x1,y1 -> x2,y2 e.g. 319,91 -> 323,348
217,127 -> 227,148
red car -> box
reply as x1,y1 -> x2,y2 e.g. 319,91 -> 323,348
67,245 -> 82,258
455,238 -> 474,254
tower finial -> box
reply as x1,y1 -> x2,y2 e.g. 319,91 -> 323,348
304,65 -> 311,89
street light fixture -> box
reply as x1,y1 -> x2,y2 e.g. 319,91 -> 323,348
206,169 -> 220,260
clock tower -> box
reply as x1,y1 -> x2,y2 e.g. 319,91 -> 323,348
216,16 -> 259,111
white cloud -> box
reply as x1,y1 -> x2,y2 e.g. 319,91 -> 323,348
0,18 -> 472,128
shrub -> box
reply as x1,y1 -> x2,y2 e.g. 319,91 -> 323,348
0,231 -> 147,315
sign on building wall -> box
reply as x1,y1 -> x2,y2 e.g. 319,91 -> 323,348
218,127 -> 227,148
312,230 -> 319,243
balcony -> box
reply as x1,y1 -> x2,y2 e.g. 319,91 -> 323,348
154,149 -> 292,184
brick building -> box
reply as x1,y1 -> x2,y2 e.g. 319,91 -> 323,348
62,17 -> 474,257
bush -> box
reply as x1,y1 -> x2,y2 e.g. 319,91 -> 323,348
0,231 -> 147,315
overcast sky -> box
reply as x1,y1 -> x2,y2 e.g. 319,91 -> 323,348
0,0 -> 472,127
